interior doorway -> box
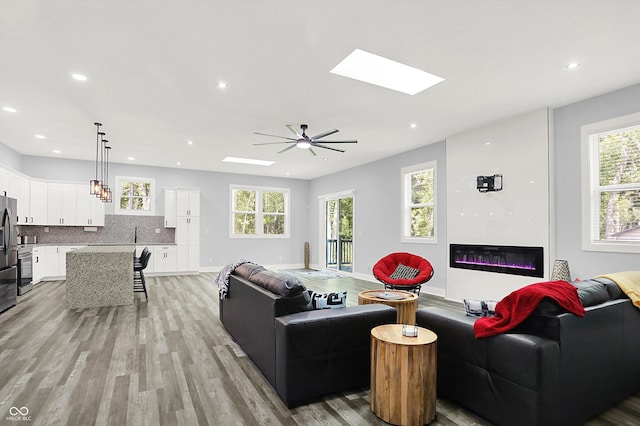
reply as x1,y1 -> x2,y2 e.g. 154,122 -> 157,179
321,191 -> 354,272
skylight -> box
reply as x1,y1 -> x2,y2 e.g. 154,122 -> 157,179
223,157 -> 275,166
330,49 -> 444,95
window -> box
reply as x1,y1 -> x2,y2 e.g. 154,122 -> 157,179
230,185 -> 290,238
115,176 -> 156,215
582,112 -> 640,253
401,161 -> 436,243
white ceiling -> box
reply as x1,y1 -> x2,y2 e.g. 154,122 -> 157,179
1,1 -> 640,180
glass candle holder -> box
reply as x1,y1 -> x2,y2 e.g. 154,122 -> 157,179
402,324 -> 418,337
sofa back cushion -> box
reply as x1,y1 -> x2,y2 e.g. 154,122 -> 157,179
249,270 -> 306,297
234,262 -> 266,279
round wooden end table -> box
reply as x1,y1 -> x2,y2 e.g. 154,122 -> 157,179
370,324 -> 438,426
358,289 -> 419,324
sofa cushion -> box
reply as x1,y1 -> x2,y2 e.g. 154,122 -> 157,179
234,262 -> 266,279
249,270 -> 306,297
308,291 -> 347,309
573,279 -> 610,307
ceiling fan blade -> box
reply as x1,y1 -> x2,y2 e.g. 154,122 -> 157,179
253,141 -> 296,146
313,143 -> 345,153
278,144 -> 297,154
312,140 -> 358,144
308,147 -> 317,156
286,125 -> 301,137
310,129 -> 339,140
253,131 -> 298,141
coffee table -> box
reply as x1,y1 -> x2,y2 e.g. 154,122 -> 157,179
370,324 -> 438,425
358,289 -> 419,324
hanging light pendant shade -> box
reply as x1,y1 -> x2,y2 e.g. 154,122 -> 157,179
90,122 -> 102,195
89,122 -> 114,203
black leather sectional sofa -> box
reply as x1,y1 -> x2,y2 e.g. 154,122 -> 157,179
416,277 -> 640,426
218,266 -> 396,407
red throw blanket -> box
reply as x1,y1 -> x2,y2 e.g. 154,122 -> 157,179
474,280 -> 585,338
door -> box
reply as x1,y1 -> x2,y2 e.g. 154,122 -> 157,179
323,193 -> 354,272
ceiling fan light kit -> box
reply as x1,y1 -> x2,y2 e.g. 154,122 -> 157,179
253,124 -> 357,156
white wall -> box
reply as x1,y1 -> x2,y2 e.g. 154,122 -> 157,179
0,141 -> 22,171
446,108 -> 551,301
555,83 -> 640,280
308,142 -> 447,295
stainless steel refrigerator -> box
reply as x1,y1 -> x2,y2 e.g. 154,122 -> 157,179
0,194 -> 18,313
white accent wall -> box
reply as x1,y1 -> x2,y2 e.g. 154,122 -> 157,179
446,108 -> 551,301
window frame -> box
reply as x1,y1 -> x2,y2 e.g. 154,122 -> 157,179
114,176 -> 156,216
581,111 -> 640,253
229,184 -> 290,238
401,161 -> 437,244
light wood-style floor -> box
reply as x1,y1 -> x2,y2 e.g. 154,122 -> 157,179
0,271 -> 638,425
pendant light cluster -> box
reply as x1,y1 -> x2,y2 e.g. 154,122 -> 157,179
89,122 -> 113,203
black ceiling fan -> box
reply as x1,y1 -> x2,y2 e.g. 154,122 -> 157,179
253,124 -> 357,156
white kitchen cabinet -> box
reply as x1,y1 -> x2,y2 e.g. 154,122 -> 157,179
29,179 -> 48,225
37,245 -> 86,280
154,245 -> 177,273
16,175 -> 31,225
47,183 -> 77,225
32,247 -> 44,283
175,189 -> 200,272
76,184 -> 105,226
176,189 -> 200,217
164,188 -> 176,228
177,216 -> 199,271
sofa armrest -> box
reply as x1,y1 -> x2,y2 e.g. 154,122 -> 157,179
274,304 -> 396,407
416,307 -> 560,426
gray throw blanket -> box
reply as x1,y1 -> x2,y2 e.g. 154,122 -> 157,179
215,259 -> 250,300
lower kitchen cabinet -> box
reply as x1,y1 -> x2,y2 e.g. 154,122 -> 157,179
34,245 -> 86,281
153,246 -> 177,273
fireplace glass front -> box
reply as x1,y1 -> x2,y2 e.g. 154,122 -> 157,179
449,244 -> 544,278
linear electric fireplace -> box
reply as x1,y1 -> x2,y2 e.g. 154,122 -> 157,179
450,244 -> 544,278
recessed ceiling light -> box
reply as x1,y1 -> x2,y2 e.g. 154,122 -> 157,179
52,149 -> 61,154
410,123 -> 417,129
3,106 -> 17,113
218,82 -> 227,89
127,157 -> 135,161
285,172 -> 291,176
72,73 -> 87,81
566,62 -> 580,69
176,161 -> 181,166
34,134 -> 46,139
223,156 -> 275,166
330,49 -> 444,95
187,140 -> 193,145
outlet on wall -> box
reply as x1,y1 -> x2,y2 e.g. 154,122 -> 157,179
155,228 -> 161,233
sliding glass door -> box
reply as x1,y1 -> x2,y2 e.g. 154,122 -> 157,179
324,194 -> 353,272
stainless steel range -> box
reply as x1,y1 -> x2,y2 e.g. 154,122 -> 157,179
17,245 -> 33,295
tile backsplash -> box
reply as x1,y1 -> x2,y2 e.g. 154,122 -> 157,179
19,215 -> 175,245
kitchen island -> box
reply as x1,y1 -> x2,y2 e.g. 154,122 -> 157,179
66,245 -> 135,309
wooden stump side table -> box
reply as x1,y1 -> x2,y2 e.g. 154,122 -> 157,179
358,290 -> 419,324
370,324 -> 438,426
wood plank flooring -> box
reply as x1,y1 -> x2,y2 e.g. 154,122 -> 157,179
0,271 -> 637,425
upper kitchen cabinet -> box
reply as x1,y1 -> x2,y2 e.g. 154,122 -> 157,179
76,184 -> 105,226
176,189 -> 200,217
29,179 -> 48,225
47,183 -> 77,225
164,188 -> 176,227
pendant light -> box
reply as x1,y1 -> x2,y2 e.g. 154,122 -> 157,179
89,122 -> 113,203
90,122 -> 102,195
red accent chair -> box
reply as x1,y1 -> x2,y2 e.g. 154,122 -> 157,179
372,252 -> 434,296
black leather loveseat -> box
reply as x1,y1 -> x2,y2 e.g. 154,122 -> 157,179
218,265 -> 396,407
416,276 -> 640,426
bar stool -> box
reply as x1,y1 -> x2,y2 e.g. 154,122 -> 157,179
134,248 -> 151,301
